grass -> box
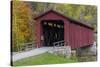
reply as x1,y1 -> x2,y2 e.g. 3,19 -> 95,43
13,52 -> 77,66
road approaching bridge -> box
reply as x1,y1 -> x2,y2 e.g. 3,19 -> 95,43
12,47 -> 53,62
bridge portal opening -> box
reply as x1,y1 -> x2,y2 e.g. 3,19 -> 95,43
41,20 -> 64,46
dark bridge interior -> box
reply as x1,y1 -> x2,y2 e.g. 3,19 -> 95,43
41,20 -> 64,46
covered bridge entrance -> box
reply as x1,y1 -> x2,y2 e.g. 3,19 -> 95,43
34,10 -> 94,49
41,20 -> 64,46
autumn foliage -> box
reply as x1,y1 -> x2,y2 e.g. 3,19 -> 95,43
12,1 -> 34,51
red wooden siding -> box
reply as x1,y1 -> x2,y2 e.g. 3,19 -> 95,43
69,22 -> 94,49
64,20 -> 70,46
35,20 -> 41,48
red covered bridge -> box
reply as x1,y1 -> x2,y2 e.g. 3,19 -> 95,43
34,10 -> 94,49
